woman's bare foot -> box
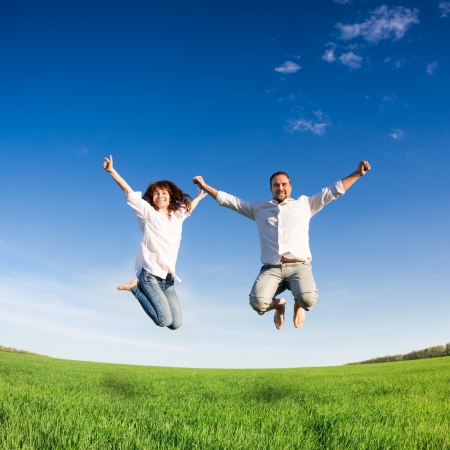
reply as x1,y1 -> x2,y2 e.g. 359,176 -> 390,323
273,298 -> 286,330
117,280 -> 138,291
293,304 -> 305,328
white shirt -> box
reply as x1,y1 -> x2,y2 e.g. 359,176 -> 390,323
126,191 -> 190,282
215,181 -> 345,264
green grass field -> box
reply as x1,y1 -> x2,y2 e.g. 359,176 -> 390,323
1,352 -> 449,449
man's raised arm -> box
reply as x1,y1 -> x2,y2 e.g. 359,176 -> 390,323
308,160 -> 371,216
341,160 -> 371,191
193,175 -> 255,220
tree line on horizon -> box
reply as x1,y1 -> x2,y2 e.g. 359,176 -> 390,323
0,345 -> 50,358
347,342 -> 450,365
3,342 -> 450,366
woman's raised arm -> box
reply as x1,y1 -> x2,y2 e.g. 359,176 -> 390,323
103,155 -> 134,195
189,188 -> 208,212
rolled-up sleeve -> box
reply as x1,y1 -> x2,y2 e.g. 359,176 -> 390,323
126,191 -> 154,220
215,191 -> 255,220
308,180 -> 345,216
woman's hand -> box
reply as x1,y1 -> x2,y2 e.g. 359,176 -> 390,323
189,188 -> 209,212
102,155 -> 134,194
196,188 -> 208,200
103,155 -> 114,173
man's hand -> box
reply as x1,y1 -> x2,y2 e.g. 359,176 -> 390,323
103,155 -> 114,173
356,160 -> 371,177
341,160 -> 371,191
193,176 -> 207,190
192,176 -> 219,199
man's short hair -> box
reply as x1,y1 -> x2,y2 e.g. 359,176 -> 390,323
270,171 -> 291,186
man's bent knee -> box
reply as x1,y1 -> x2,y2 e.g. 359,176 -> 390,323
294,291 -> 318,311
249,295 -> 271,315
168,321 -> 182,331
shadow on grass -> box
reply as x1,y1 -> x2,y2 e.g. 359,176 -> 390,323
0,405 -> 8,424
249,385 -> 296,403
102,374 -> 138,399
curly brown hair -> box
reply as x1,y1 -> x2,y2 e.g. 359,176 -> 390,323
142,180 -> 193,214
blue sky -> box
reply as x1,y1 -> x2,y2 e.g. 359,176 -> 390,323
1,0 -> 449,368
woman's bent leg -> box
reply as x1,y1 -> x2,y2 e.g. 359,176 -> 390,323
131,269 -> 173,327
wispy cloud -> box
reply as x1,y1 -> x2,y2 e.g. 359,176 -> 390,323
313,110 -> 329,121
379,94 -> 397,112
274,61 -> 301,74
0,310 -> 186,351
389,129 -> 405,140
427,61 -> 439,75
439,2 -> 450,17
333,0 -> 352,3
287,119 -> 328,135
382,94 -> 397,103
385,56 -> 406,69
339,51 -> 363,69
336,5 -> 419,43
75,146 -> 88,155
287,112 -> 330,135
277,93 -> 296,102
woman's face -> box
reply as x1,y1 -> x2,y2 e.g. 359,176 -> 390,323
153,188 -> 171,210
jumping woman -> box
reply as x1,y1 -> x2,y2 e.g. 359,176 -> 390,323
103,155 -> 207,330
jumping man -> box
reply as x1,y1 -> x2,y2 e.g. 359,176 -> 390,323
193,160 -> 371,330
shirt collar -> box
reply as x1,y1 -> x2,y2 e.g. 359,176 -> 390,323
268,197 -> 295,206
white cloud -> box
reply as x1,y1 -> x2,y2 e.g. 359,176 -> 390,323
339,51 -> 363,69
322,47 -> 336,63
389,129 -> 405,139
427,61 -> 438,75
336,5 -> 419,43
322,43 -> 362,69
333,0 -> 352,3
274,61 -> 301,74
439,2 -> 450,17
287,118 -> 328,135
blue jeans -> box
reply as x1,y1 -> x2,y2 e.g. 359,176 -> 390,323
131,269 -> 182,330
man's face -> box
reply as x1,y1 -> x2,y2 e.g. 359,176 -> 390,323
270,174 -> 292,203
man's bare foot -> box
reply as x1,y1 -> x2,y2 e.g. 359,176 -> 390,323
273,298 -> 286,330
117,280 -> 138,291
293,303 -> 305,328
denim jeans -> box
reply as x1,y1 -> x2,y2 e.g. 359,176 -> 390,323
131,269 -> 182,330
249,262 -> 318,315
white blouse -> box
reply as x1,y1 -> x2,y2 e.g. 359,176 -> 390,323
126,191 -> 190,282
